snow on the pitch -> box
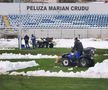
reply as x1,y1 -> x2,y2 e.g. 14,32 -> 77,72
0,38 -> 18,49
0,53 -> 57,59
54,38 -> 108,49
0,52 -> 108,78
0,38 -> 108,78
10,59 -> 108,78
0,38 -> 108,49
0,60 -> 38,73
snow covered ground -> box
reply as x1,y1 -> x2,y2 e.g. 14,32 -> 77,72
0,53 -> 57,59
0,60 -> 38,73
54,38 -> 108,49
10,59 -> 108,78
0,53 -> 108,78
0,38 -> 108,49
0,38 -> 108,78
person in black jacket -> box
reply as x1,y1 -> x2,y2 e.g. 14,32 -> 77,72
24,35 -> 29,48
71,37 -> 83,58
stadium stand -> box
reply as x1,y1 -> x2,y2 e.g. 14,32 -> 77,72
1,14 -> 107,29
0,3 -> 108,38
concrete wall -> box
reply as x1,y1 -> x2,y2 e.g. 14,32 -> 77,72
20,28 -> 108,39
0,3 -> 108,15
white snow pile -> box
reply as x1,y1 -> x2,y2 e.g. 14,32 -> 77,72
0,38 -> 108,78
0,38 -> 108,49
0,53 -> 108,78
0,38 -> 18,49
0,60 -> 38,73
9,59 -> 108,78
0,53 -> 57,59
54,38 -> 108,49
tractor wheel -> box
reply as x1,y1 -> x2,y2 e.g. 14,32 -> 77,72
79,58 -> 89,67
62,59 -> 71,67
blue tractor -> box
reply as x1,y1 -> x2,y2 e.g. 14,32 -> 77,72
62,47 -> 96,67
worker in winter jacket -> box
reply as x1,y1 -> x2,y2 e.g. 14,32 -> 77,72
31,34 -> 36,49
24,35 -> 29,48
71,37 -> 83,58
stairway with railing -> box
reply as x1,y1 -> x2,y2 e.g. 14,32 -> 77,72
2,16 -> 13,31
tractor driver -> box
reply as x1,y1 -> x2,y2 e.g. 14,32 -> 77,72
71,37 -> 83,59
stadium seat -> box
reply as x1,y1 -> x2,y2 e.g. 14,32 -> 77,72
0,14 -> 108,30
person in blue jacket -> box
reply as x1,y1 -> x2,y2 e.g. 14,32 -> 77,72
31,34 -> 36,49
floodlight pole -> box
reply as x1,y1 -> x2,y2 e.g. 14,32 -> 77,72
18,0 -> 22,49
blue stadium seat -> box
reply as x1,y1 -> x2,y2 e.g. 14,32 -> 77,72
1,14 -> 108,30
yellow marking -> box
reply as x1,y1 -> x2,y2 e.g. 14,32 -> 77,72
2,16 -> 13,32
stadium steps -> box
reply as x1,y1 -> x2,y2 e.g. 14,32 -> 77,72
2,16 -> 14,31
